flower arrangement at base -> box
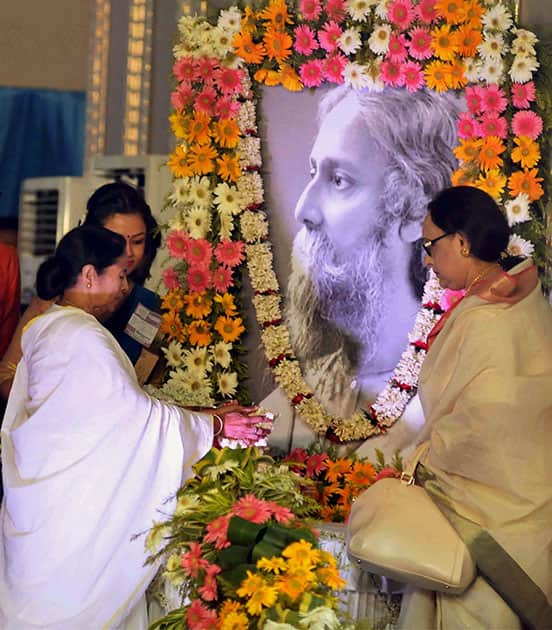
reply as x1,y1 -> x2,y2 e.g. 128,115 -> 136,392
146,447 -> 355,629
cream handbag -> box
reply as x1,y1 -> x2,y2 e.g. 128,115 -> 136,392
347,442 -> 476,595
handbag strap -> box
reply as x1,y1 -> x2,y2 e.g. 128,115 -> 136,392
400,441 -> 430,485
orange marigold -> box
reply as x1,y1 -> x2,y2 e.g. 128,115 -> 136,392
508,169 -> 544,202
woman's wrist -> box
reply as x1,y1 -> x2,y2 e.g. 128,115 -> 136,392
213,414 -> 224,437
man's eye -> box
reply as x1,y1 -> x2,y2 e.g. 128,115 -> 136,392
332,172 -> 350,190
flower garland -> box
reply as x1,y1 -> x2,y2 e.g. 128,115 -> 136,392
160,0 -> 548,441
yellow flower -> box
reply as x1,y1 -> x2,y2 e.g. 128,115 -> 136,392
448,59 -> 468,89
213,118 -> 241,149
215,315 -> 245,342
263,28 -> 293,63
431,24 -> 458,62
257,556 -> 287,574
278,63 -> 303,91
454,138 -> 481,164
161,289 -> 185,313
240,6 -> 258,35
477,136 -> 505,171
511,136 -> 541,169
187,111 -> 212,145
244,583 -> 278,616
282,540 -> 320,567
214,292 -> 238,317
259,0 -> 293,31
217,153 -> 242,182
451,168 -> 475,187
316,566 -> 347,591
476,169 -> 507,200
434,0 -> 469,24
160,311 -> 185,342
253,67 -> 281,86
508,169 -> 544,202
423,60 -> 451,92
219,611 -> 249,630
183,292 -> 212,319
276,571 -> 310,602
233,32 -> 266,64
167,145 -> 194,178
236,571 -> 267,597
188,319 -> 212,346
219,600 -> 243,617
169,112 -> 188,139
188,142 -> 218,175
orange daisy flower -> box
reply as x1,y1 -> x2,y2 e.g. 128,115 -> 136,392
448,59 -> 468,89
347,461 -> 376,486
169,112 -> 189,140
508,169 -> 544,202
161,288 -> 186,313
325,459 -> 352,484
434,0 -> 469,25
188,142 -> 218,175
217,153 -> 241,182
240,6 -> 258,35
187,111 -> 212,145
454,24 -> 482,57
477,136 -> 506,171
454,138 -> 481,164
184,292 -> 212,319
451,168 -> 476,187
511,136 -> 541,169
212,118 -> 241,149
424,60 -> 451,92
263,29 -> 293,63
188,319 -> 212,346
214,315 -> 245,342
254,67 -> 281,86
233,32 -> 266,64
476,169 -> 507,200
259,0 -> 293,30
167,145 -> 194,178
160,311 -> 185,342
465,0 -> 485,28
278,63 -> 303,91
431,24 -> 459,62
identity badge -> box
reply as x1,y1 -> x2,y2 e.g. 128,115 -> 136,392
124,303 -> 162,348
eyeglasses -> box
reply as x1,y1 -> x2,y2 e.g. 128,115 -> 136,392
422,233 -> 453,256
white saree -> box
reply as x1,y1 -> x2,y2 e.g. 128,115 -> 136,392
0,306 -> 213,629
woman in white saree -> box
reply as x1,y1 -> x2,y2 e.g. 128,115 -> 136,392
397,186 -> 552,629
0,225 -> 267,630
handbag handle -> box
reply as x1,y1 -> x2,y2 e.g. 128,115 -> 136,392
400,441 -> 430,486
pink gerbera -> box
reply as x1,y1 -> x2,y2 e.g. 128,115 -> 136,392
299,0 -> 322,20
173,56 -> 198,83
511,81 -> 536,109
187,265 -> 211,293
198,564 -> 221,602
186,599 -> 214,630
380,59 -> 405,87
457,112 -> 479,139
306,453 -> 328,477
197,57 -> 219,84
478,113 -> 508,139
322,53 -> 347,84
204,514 -> 231,550
214,239 -> 245,267
214,96 -> 240,120
266,501 -> 294,524
299,59 -> 324,87
185,238 -> 212,266
387,33 -> 409,63
162,266 -> 182,290
511,110 -> 543,139
194,86 -> 217,115
294,24 -> 318,55
171,84 -> 195,111
416,0 -> 437,24
480,85 -> 507,116
215,67 -> 244,96
212,265 -> 233,293
407,27 -> 433,60
166,229 -> 190,260
231,494 -> 272,524
181,542 -> 210,578
464,85 -> 483,115
318,21 -> 342,53
325,0 -> 346,23
387,0 -> 415,30
402,60 -> 425,92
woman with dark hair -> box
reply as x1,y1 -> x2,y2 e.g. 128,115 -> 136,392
397,186 -> 552,629
0,225 -> 268,629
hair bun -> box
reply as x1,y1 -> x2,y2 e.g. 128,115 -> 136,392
36,255 -> 71,300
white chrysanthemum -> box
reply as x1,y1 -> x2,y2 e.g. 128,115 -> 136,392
511,38 -> 536,57
512,27 -> 538,46
212,341 -> 233,368
504,194 -> 531,226
509,54 -> 540,83
338,28 -> 362,54
482,4 -> 513,32
237,101 -> 257,133
346,0 -> 376,22
507,233 -> 534,258
463,57 -> 481,82
364,58 -> 385,91
186,206 -> 211,239
183,347 -> 213,374
162,340 -> 185,368
343,62 -> 372,89
168,179 -> 191,206
219,208 -> 234,240
217,6 -> 243,34
479,57 -> 505,84
214,182 -> 242,214
477,33 -> 505,61
375,0 -> 391,19
210,26 -> 234,57
368,24 -> 391,55
217,371 -> 238,397
188,175 -> 212,210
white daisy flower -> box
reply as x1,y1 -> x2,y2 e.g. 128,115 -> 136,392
482,4 -> 513,32
477,33 -> 506,61
511,38 -> 536,57
368,24 -> 391,55
214,182 -> 242,214
509,54 -> 540,83
218,208 -> 234,240
343,62 -> 372,89
183,347 -> 213,374
507,233 -> 534,258
374,0 -> 391,20
168,211 -> 187,231
186,206 -> 211,239
217,6 -> 243,34
210,26 -> 234,57
338,28 -> 362,54
479,57 -> 505,84
512,28 -> 538,46
346,0 -> 376,22
162,340 -> 185,368
212,341 -> 233,368
188,175 -> 212,209
504,194 -> 531,226
217,371 -> 238,397
168,179 -> 191,206
463,57 -> 481,83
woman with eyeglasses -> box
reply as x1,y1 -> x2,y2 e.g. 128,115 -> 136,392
397,185 -> 552,629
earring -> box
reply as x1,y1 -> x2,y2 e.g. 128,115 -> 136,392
461,247 -> 469,257
87,281 -> 92,289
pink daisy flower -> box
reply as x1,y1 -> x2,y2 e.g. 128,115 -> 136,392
416,0 -> 437,24
215,67 -> 244,96
440,288 -> 465,311
464,85 -> 484,115
214,239 -> 245,267
212,265 -> 234,293
387,0 -> 415,30
214,96 -> 240,120
380,59 -> 405,87
480,85 -> 508,116
299,0 -> 322,21
166,229 -> 190,260
318,21 -> 342,53
479,113 -> 508,139
231,494 -> 272,524
266,501 -> 295,524
194,86 -> 217,115
325,0 -> 346,23
457,112 -> 479,139
162,266 -> 182,290
198,564 -> 221,602
171,84 -> 195,111
185,238 -> 213,266
181,542 -> 209,578
299,59 -> 324,87
387,33 -> 409,63
294,24 -> 318,55
511,81 -> 536,109
196,57 -> 219,84
511,110 -> 543,139
187,265 -> 211,293
173,57 -> 198,83
322,53 -> 347,84
407,27 -> 433,60
204,514 -> 231,550
402,60 -> 425,92
306,452 -> 328,477
186,599 -> 213,630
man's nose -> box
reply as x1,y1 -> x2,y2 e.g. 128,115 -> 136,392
294,179 -> 323,229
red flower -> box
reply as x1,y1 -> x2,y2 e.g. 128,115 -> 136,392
306,453 -> 328,477
212,264 -> 233,293
214,239 -> 245,267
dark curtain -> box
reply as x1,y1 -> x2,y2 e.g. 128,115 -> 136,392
0,87 -> 86,218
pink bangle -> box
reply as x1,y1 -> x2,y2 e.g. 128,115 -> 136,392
213,414 -> 224,437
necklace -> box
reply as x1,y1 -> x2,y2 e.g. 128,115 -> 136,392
465,264 -> 500,295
